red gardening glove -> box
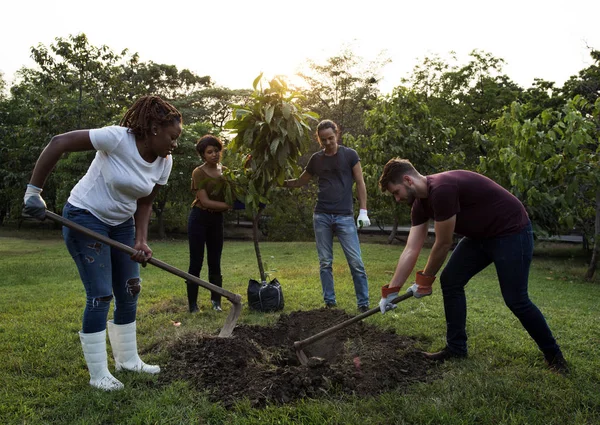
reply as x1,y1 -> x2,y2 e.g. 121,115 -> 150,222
406,270 -> 436,298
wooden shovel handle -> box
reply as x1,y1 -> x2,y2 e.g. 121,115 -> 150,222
45,210 -> 242,304
294,291 -> 414,351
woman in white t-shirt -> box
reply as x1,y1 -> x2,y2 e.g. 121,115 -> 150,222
23,95 -> 182,391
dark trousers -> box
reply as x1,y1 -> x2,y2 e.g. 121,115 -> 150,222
187,207 -> 224,306
440,222 -> 561,359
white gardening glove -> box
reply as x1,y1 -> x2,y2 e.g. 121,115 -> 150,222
23,184 -> 47,220
357,209 -> 370,228
379,284 -> 399,314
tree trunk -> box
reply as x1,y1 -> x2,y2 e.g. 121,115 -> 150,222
585,190 -> 600,281
252,208 -> 266,282
387,215 -> 399,244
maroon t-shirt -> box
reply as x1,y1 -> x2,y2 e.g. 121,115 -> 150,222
411,170 -> 529,239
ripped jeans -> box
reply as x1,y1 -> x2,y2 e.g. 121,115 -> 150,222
63,202 -> 140,333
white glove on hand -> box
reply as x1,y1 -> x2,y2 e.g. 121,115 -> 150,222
406,283 -> 432,298
379,284 -> 399,314
23,184 -> 47,220
406,271 -> 436,298
357,209 -> 370,228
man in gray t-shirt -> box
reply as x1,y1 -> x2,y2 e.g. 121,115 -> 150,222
306,144 -> 359,215
284,120 -> 371,312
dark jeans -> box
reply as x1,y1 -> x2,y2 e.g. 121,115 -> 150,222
440,222 -> 561,359
187,207 -> 224,304
62,202 -> 139,333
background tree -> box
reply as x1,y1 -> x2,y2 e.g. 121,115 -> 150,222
348,86 -> 454,242
0,33 -> 219,232
2,33 -> 129,219
0,72 -> 6,99
297,48 -> 387,137
0,84 -> 30,224
520,78 -> 565,119
176,86 -> 251,129
562,49 -> 600,105
225,74 -> 317,282
479,96 -> 600,279
404,50 -> 522,168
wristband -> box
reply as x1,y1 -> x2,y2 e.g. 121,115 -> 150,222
416,270 -> 436,285
25,184 -> 43,196
381,284 -> 400,297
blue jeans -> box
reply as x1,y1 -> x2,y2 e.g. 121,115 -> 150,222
440,222 -> 561,358
62,203 -> 140,333
313,213 -> 369,307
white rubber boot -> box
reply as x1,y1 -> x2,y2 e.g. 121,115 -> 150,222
79,330 -> 124,391
107,320 -> 160,374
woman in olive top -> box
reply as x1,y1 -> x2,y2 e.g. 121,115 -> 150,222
186,135 -> 231,312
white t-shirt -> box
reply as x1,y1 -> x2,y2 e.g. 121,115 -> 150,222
68,126 -> 173,226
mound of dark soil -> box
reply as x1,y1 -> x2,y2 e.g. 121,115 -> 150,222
161,308 -> 439,408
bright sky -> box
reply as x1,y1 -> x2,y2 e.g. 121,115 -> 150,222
1,0 -> 599,94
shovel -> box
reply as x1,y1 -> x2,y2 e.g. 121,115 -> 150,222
294,291 -> 413,365
45,210 -> 243,337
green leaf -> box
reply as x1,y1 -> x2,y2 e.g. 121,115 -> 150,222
287,119 -> 297,141
252,73 -> 263,90
277,142 -> 289,167
265,104 -> 275,124
270,136 -> 281,156
243,128 -> 254,147
282,103 -> 292,119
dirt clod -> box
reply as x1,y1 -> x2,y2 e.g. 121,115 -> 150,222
161,308 -> 439,408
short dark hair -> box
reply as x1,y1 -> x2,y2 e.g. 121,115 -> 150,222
378,158 -> 418,192
196,135 -> 223,157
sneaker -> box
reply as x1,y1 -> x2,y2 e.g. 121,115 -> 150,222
211,301 -> 222,312
546,352 -> 569,375
358,305 -> 370,313
325,302 -> 337,309
189,304 -> 199,313
422,346 -> 467,362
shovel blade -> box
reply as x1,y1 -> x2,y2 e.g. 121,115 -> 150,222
218,295 -> 243,337
294,341 -> 309,366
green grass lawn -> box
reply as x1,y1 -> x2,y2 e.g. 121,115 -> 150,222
1,228 -> 599,425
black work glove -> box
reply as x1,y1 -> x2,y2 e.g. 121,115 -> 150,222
23,184 -> 47,220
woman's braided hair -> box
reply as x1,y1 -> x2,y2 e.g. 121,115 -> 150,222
120,95 -> 182,138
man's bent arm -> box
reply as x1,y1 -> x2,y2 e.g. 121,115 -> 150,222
388,222 -> 429,288
422,215 -> 456,276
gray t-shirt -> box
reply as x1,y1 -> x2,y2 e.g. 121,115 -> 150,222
305,145 -> 359,215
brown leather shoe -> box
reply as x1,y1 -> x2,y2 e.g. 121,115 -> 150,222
422,346 -> 467,361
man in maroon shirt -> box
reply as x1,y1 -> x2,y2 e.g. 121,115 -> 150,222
377,158 -> 567,373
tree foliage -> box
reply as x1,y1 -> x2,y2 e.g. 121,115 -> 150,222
348,86 -> 454,240
225,74 -> 317,281
0,33 -> 219,233
404,50 -> 522,168
298,48 -> 387,137
478,96 -> 600,277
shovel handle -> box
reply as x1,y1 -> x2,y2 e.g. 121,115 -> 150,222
45,210 -> 242,304
294,291 -> 414,351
